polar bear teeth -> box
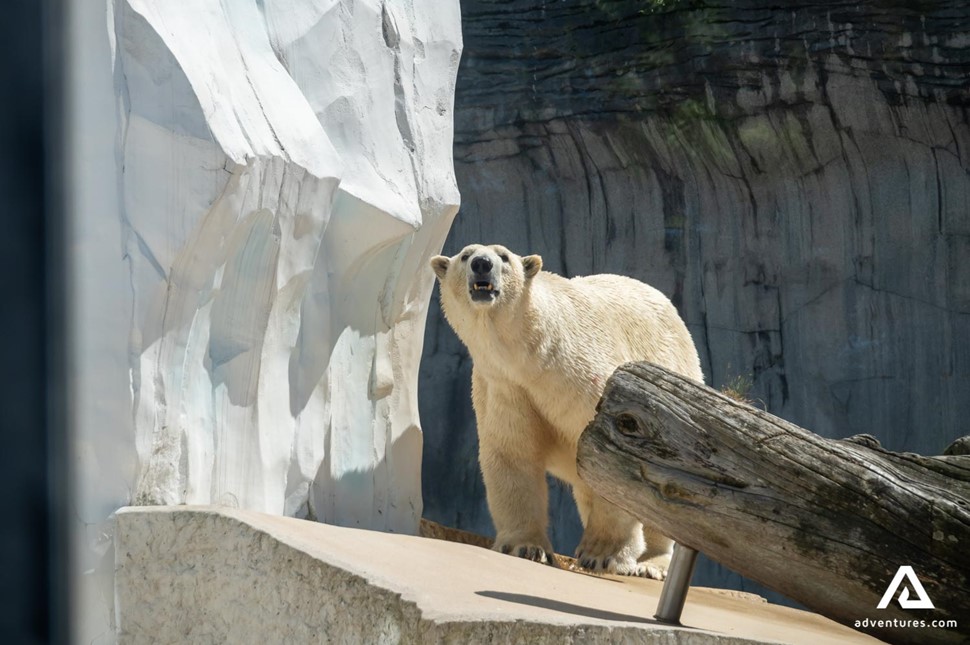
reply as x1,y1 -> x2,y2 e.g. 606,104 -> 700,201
472,282 -> 494,291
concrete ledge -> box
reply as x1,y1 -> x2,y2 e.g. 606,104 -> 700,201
115,506 -> 878,644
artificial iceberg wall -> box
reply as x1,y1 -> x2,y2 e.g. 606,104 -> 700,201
71,0 -> 461,640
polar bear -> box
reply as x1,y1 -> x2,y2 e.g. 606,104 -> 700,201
430,243 -> 704,579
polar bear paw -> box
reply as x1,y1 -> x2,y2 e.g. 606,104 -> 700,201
576,535 -> 666,579
641,561 -> 668,580
577,552 -> 643,576
575,534 -> 638,575
494,540 -> 557,566
640,553 -> 671,581
575,553 -> 667,580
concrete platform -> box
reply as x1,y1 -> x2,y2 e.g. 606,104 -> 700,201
115,506 -> 880,644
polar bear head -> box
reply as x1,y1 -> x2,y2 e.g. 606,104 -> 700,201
430,244 -> 542,310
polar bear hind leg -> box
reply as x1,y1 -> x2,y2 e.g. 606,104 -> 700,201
640,523 -> 674,580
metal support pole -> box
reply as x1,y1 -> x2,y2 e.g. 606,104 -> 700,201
654,544 -> 699,625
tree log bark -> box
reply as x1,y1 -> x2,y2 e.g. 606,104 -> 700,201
576,362 -> 970,645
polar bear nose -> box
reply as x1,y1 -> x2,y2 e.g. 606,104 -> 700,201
471,255 -> 493,275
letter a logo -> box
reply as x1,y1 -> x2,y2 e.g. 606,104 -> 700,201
877,565 -> 935,609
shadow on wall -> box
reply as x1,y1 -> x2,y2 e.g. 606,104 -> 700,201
305,425 -> 424,532
419,0 -> 970,606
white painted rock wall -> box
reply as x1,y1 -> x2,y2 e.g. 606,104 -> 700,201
120,0 -> 460,525
70,0 -> 460,640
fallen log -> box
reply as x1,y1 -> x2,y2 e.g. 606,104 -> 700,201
576,361 -> 970,645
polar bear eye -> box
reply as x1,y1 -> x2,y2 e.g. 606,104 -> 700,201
460,253 -> 470,262
500,254 -> 509,263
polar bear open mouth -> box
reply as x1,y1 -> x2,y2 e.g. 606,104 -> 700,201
470,280 -> 499,302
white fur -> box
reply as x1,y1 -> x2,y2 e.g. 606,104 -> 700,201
431,244 -> 703,577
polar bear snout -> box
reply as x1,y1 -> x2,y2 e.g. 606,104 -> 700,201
468,251 -> 501,303
470,255 -> 493,275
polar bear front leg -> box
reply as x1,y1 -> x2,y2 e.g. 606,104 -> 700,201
480,445 -> 554,564
473,374 -> 555,565
573,483 -> 655,578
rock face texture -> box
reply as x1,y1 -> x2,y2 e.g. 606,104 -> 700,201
419,0 -> 970,600
70,0 -> 459,641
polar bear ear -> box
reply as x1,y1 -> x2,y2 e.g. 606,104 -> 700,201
430,255 -> 450,280
522,255 -> 543,279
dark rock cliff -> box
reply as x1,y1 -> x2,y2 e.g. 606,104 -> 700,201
419,0 -> 970,601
